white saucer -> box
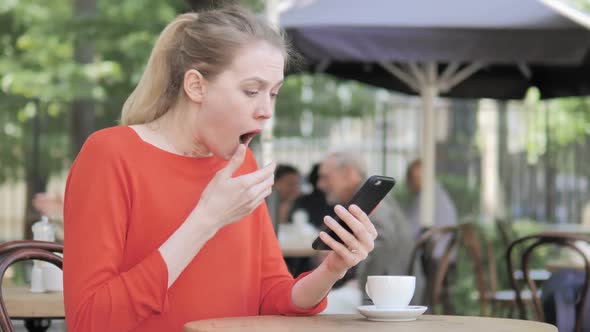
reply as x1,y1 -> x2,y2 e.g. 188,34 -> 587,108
357,305 -> 428,322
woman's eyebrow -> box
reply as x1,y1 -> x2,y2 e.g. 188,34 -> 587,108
242,77 -> 284,88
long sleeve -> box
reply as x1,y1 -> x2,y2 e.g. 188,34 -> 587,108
257,203 -> 327,315
63,133 -> 169,332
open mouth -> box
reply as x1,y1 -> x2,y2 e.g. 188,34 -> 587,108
239,130 -> 261,146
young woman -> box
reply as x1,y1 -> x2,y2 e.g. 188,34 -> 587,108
63,6 -> 378,331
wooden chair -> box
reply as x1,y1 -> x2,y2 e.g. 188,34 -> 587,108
506,232 -> 590,332
408,223 -> 500,315
496,219 -> 551,284
459,222 -> 547,317
409,222 -> 530,317
0,240 -> 63,332
407,225 -> 459,314
458,222 -> 505,316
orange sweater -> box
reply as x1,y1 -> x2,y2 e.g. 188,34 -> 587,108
63,126 -> 326,332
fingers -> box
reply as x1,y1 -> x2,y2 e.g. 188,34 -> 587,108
333,205 -> 374,245
220,144 -> 247,177
247,175 -> 274,207
318,231 -> 361,262
349,205 -> 378,240
322,205 -> 376,257
323,215 -> 357,249
250,187 -> 273,211
241,162 -> 276,186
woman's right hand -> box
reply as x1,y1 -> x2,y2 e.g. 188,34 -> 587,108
193,144 -> 276,232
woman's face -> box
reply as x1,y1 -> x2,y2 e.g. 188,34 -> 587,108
194,41 -> 285,160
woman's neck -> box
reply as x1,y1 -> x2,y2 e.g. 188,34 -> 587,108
149,107 -> 211,158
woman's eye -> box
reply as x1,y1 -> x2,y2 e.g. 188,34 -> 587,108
270,92 -> 279,99
245,90 -> 259,97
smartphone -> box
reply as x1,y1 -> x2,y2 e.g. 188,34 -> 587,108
312,175 -> 396,250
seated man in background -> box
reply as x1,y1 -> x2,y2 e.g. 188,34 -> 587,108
405,159 -> 458,311
267,164 -> 309,277
317,151 -> 424,310
32,192 -> 64,241
290,163 -> 333,229
268,164 -> 301,225
405,159 -> 458,238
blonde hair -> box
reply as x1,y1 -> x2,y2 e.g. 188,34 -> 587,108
121,6 -> 290,125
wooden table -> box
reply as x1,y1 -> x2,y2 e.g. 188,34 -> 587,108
184,314 -> 557,332
546,259 -> 585,272
2,286 -> 65,332
3,286 -> 64,318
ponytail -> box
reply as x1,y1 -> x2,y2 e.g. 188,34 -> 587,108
121,13 -> 198,125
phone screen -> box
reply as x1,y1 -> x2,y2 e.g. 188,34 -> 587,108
312,175 -> 395,250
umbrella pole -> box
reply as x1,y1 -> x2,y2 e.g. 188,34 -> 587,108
381,61 -> 483,228
420,63 -> 438,227
380,61 -> 438,228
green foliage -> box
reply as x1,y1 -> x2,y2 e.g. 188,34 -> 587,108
549,97 -> 590,146
569,0 -> 590,11
0,0 -> 189,181
439,174 -> 480,218
275,73 -> 377,137
523,88 -> 590,166
0,0 -> 376,182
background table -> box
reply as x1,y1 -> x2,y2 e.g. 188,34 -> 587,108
3,286 -> 65,332
546,259 -> 585,272
4,286 -> 64,318
184,314 -> 557,332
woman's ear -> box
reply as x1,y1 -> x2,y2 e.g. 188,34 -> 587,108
183,69 -> 206,103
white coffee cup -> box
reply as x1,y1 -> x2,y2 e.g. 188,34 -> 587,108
365,275 -> 416,309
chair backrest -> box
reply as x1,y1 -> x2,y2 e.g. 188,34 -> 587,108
0,240 -> 64,332
408,223 -> 499,316
407,225 -> 459,313
505,232 -> 590,332
459,223 -> 498,316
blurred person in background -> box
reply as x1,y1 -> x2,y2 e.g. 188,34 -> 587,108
281,163 -> 334,277
32,192 -> 65,241
405,159 -> 458,238
290,163 -> 333,229
268,164 -> 307,277
317,151 -> 423,310
270,164 -> 301,225
405,159 -> 457,310
32,192 -> 64,220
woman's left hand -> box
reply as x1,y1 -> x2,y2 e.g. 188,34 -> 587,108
318,204 -> 378,278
